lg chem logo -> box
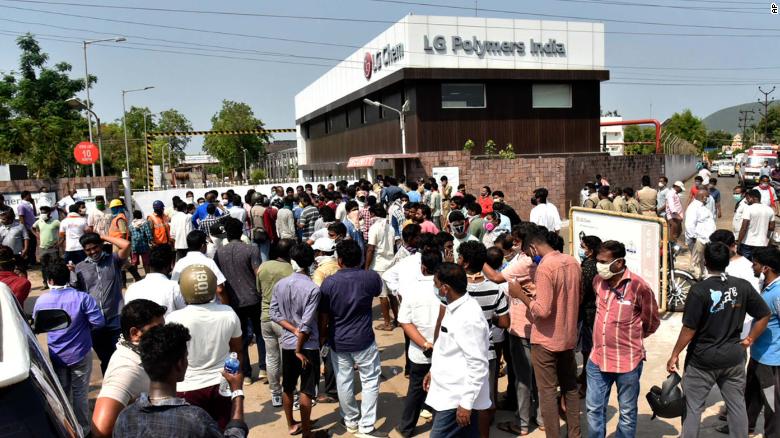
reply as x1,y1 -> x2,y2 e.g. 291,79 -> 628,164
363,52 -> 373,80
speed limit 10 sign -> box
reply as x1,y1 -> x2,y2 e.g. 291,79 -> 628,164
74,142 -> 99,165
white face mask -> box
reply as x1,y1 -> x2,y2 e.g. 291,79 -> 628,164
658,182 -> 665,188
596,259 -> 624,280
315,255 -> 335,266
186,197 -> 194,204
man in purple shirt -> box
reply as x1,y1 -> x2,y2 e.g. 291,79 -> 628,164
270,243 -> 321,438
319,240 -> 384,437
16,190 -> 36,266
34,258 -> 105,435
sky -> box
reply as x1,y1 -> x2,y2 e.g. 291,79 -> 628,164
0,0 -> 777,154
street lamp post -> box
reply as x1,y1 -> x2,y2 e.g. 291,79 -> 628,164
121,86 -> 153,208
143,111 -> 153,189
83,37 -> 125,177
243,148 -> 248,184
363,98 -> 409,176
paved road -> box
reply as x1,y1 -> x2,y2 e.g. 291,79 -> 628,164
27,172 -> 757,437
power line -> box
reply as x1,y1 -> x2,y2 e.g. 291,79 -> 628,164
544,0 -> 763,14
757,86 -> 776,142
368,0 -> 780,32
2,1 -> 779,38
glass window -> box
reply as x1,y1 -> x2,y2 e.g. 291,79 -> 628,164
532,84 -> 572,108
441,84 -> 485,109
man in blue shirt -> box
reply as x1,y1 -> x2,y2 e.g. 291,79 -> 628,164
72,232 -> 131,375
191,190 -> 222,227
319,240 -> 384,437
406,181 -> 421,203
270,243 -> 322,438
342,200 -> 365,253
35,258 -> 105,434
744,247 -> 780,435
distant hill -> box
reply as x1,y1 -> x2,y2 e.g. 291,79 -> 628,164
703,101 -> 779,134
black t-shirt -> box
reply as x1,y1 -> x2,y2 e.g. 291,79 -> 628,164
682,275 -> 770,370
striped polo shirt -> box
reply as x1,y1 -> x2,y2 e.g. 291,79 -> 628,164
466,275 -> 509,360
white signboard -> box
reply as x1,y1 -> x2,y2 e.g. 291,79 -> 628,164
3,192 -> 57,209
432,167 -> 460,192
570,208 -> 664,298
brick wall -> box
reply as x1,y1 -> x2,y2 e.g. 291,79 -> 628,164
413,151 -> 682,222
0,176 -> 120,199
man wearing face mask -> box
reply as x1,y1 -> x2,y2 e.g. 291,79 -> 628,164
466,203 -> 486,242
341,200 -> 365,253
741,247 -> 780,436
508,228 -> 582,438
33,205 -> 60,287
637,175 -> 658,216
59,203 -> 88,265
72,232 -> 131,375
91,299 -> 166,438
449,211 -> 478,262
0,208 -> 29,265
34,259 -> 105,435
595,186 -> 615,211
684,190 -> 716,279
737,189 -> 775,261
656,177 -> 670,218
529,188 -> 562,234
107,199 -> 130,248
586,241 -> 659,438
667,242 -> 770,438
86,195 -> 111,236
478,186 -> 494,218
481,212 -> 504,248
756,175 -> 779,215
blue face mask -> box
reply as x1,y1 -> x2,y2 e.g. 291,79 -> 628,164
532,255 -> 543,265
733,194 -> 742,201
578,249 -> 587,260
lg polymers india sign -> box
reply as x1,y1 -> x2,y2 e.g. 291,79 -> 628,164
364,43 -> 404,80
423,35 -> 566,57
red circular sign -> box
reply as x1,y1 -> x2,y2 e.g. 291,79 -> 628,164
363,52 -> 373,80
74,141 -> 99,165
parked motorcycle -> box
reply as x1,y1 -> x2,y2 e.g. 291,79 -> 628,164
667,242 -> 697,312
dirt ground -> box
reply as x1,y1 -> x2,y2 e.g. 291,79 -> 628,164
25,173 -> 759,437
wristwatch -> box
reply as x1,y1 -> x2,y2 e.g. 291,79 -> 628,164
230,389 -> 245,400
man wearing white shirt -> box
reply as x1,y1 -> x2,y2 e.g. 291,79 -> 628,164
169,201 -> 193,261
737,189 -> 776,261
733,186 -> 748,236
171,230 -> 228,305
698,164 -> 711,185
395,250 -> 443,437
684,190 -> 717,279
366,206 -> 398,332
124,245 -> 185,315
710,230 -> 761,292
423,263 -> 490,438
529,188 -> 561,233
59,204 -> 88,265
448,211 -> 478,262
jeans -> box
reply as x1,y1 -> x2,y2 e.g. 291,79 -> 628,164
585,360 -> 643,438
320,350 -> 338,398
261,320 -> 284,395
682,359 -> 748,438
744,358 -> 780,435
39,247 -> 59,285
257,240 -> 270,262
235,303 -> 265,377
52,353 -> 92,435
509,335 -> 539,431
398,361 -> 432,437
530,344 -> 581,438
739,244 -> 760,261
331,342 -> 382,434
91,324 -> 120,375
430,408 -> 479,438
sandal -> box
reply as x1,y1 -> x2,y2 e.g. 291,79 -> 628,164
375,323 -> 395,331
497,421 -> 528,436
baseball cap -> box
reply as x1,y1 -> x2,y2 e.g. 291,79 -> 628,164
109,199 -> 124,208
673,181 -> 685,190
153,200 -> 164,209
312,237 -> 336,253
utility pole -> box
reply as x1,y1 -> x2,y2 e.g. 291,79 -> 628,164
738,109 -> 755,149
757,86 -> 776,143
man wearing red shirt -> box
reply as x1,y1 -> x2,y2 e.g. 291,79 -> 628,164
478,186 -> 494,218
0,245 -> 31,305
586,240 -> 659,438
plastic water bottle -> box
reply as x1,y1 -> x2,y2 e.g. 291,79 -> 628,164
219,352 -> 240,397
224,352 -> 240,374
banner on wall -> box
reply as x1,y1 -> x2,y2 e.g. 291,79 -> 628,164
431,167 -> 460,191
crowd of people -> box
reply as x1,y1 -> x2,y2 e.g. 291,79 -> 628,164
0,169 -> 778,438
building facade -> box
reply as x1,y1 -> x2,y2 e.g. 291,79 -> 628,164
295,15 -> 608,178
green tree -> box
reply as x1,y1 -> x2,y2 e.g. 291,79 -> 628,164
755,105 -> 780,144
623,125 -> 656,155
665,109 -> 707,151
704,129 -> 733,150
203,100 -> 269,179
0,34 -> 87,177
